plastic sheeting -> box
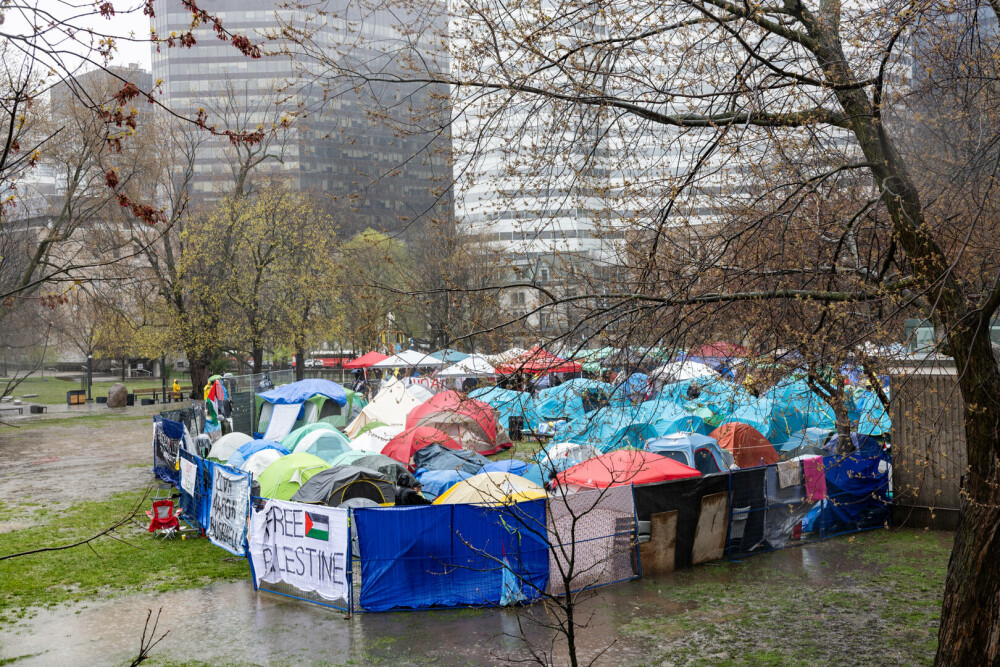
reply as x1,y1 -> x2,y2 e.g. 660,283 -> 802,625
257,378 -> 347,406
262,403 -> 301,442
354,500 -> 548,611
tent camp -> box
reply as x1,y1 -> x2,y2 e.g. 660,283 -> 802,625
345,377 -> 426,437
207,431 -> 253,462
412,443 -> 490,475
257,452 -> 330,500
382,426 -> 462,466
645,433 -> 734,474
556,450 -> 701,490
433,471 -> 545,505
469,386 -> 540,434
256,379 -> 348,442
349,425 -> 404,454
709,422 -> 779,468
291,466 -> 396,507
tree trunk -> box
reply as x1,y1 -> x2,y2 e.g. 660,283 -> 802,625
295,343 -> 305,382
120,357 -> 126,382
252,344 -> 264,374
833,398 -> 853,455
187,351 -> 211,400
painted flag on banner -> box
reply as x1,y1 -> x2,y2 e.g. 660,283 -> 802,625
305,512 -> 329,541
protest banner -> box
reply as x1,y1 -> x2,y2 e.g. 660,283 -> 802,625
180,456 -> 198,497
206,465 -> 251,556
249,499 -> 350,601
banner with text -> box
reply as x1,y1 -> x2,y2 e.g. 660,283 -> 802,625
206,465 -> 251,556
248,499 -> 350,602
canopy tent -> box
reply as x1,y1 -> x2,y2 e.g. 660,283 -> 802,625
344,377 -> 426,437
645,433 -> 733,474
485,347 -> 526,366
412,443 -> 490,475
436,355 -> 499,378
496,346 -> 581,374
291,466 -> 396,507
430,349 -> 470,363
257,452 -> 330,500
649,360 -> 717,383
691,342 -> 748,358
433,471 -> 545,505
469,386 -> 540,433
709,422 -> 779,468
207,431 -> 253,462
226,439 -> 289,470
382,426 -> 462,466
556,450 -> 701,490
242,448 -> 286,479
371,349 -> 447,369
342,351 -> 389,369
349,425 -> 404,454
256,379 -> 348,441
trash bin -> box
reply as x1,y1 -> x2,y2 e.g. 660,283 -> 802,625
66,390 -> 86,405
29,405 -> 45,414
126,393 -> 135,407
508,416 -> 524,441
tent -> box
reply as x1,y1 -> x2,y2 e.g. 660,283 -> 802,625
355,420 -> 389,437
256,379 -> 348,441
470,386 -> 540,433
556,450 -> 701,490
242,448 -> 286,479
649,360 -> 716,383
434,471 -> 545,505
709,422 -> 779,468
207,431 -> 253,462
481,459 -> 529,476
485,347 -> 526,366
352,454 -> 409,482
645,433 -> 734,474
280,422 -> 338,451
350,425 -> 404,454
371,350 -> 447,369
430,349 -> 470,363
226,439 -> 289,470
415,469 -> 473,499
496,346 -> 581,374
691,342 -> 748,358
342,351 -> 389,369
345,377 -> 426,437
292,428 -> 352,463
382,426 -> 462,466
855,391 -> 892,436
437,355 -> 499,378
412,443 -> 489,475
328,450 -> 369,468
257,452 -> 330,500
318,388 -> 365,430
535,442 -> 598,470
533,379 -> 615,421
407,390 -> 512,454
291,466 -> 396,507
777,427 -> 836,458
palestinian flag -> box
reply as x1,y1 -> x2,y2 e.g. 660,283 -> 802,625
304,511 -> 329,541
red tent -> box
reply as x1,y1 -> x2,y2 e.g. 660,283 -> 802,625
406,391 -> 497,439
692,342 -> 747,358
381,426 -> 461,466
496,346 -> 582,374
342,351 -> 389,369
709,422 -> 778,468
556,450 -> 700,489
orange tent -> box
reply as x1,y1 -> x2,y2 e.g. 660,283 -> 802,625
709,422 -> 778,468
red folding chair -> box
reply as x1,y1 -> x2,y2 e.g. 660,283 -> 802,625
147,499 -> 180,538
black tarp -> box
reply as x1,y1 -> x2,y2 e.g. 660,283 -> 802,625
413,443 -> 490,474
727,467 -> 767,555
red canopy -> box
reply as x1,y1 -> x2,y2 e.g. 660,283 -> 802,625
556,450 -> 700,489
496,346 -> 582,374
692,342 -> 747,358
342,351 -> 389,369
406,390 -> 497,440
709,422 -> 778,468
381,426 -> 461,467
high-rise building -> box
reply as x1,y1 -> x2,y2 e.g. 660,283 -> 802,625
150,0 -> 452,235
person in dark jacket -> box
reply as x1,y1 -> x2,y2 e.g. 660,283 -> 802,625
395,472 -> 432,506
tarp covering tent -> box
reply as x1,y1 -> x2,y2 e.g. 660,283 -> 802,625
820,447 -> 891,531
412,443 -> 490,475
645,433 -> 734,474
242,448 -> 286,479
291,466 -> 396,507
372,350 -> 447,369
469,386 -> 540,433
382,426 -> 462,466
256,379 -> 348,441
556,450 -> 701,490
342,351 -> 389,369
415,469 -> 473,499
709,422 -> 779,468
226,439 -> 289,470
258,452 -> 330,500
436,355 -> 498,378
855,391 -> 892,436
207,431 -> 253,462
496,346 -> 582,374
434,472 -> 544,505
350,425 -> 404,454
481,459 -> 530,476
533,378 -> 615,421
345,377 -> 426,437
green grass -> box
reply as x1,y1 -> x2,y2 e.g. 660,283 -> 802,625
1,377 -> 167,405
0,489 -> 248,622
486,439 -> 545,463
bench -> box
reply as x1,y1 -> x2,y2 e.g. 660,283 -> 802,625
0,406 -> 24,415
133,387 -> 193,404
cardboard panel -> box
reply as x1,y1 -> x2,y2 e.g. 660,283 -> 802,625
691,492 -> 728,565
638,510 -> 677,576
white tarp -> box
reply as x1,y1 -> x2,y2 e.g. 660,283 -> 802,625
249,499 -> 350,601
180,457 -> 198,496
207,465 -> 252,556
262,403 -> 301,441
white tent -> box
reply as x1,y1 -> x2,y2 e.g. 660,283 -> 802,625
649,360 -> 716,383
207,432 -> 253,461
486,347 -> 526,366
241,448 -> 285,479
349,425 -> 403,454
372,350 -> 446,369
344,376 -> 426,437
437,354 -> 498,378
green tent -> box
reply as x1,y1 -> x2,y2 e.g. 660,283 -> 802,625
258,452 -> 330,500
328,450 -> 369,467
280,422 -> 337,451
295,428 -> 352,463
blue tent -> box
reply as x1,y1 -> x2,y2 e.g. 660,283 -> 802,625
646,434 -> 732,473
533,378 -> 621,422
225,439 -> 289,469
821,446 -> 890,531
415,468 -> 473,499
481,459 -> 530,476
257,378 -> 347,406
412,443 -> 490,475
470,386 -> 540,432
777,427 -> 836,453
855,391 -> 891,436
431,349 -> 470,363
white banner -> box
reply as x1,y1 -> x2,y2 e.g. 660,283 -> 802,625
206,465 -> 251,556
180,457 -> 197,497
249,499 -> 350,601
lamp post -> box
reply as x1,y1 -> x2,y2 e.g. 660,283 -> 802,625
160,354 -> 167,403
86,354 -> 93,401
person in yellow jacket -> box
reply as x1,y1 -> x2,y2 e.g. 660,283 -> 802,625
172,378 -> 182,401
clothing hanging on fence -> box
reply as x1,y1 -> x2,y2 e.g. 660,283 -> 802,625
776,460 -> 801,489
801,456 -> 827,502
